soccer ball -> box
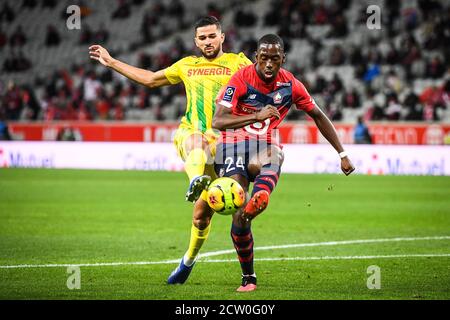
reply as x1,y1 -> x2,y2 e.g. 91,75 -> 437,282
206,177 -> 245,215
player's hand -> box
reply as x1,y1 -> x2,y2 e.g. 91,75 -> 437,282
256,105 -> 280,121
341,157 -> 355,176
89,44 -> 113,67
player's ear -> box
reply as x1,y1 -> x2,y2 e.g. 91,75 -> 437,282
221,32 -> 225,44
194,37 -> 199,49
282,53 -> 286,63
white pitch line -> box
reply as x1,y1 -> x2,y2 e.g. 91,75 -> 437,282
197,235 -> 450,259
0,235 -> 449,269
201,253 -> 450,263
1,254 -> 449,269
0,260 -> 177,269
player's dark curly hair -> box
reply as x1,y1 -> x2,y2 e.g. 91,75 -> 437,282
257,34 -> 284,51
194,16 -> 222,31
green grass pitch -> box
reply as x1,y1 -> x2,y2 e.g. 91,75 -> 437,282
0,168 -> 449,300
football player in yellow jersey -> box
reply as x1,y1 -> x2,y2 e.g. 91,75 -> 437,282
89,16 -> 252,285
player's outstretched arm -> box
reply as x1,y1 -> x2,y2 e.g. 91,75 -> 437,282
306,105 -> 355,175
88,45 -> 170,88
213,104 -> 280,130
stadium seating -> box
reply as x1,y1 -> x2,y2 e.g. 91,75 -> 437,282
0,0 -> 449,123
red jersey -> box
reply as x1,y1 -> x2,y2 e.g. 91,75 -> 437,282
216,64 -> 316,144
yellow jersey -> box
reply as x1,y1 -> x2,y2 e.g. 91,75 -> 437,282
164,52 -> 252,132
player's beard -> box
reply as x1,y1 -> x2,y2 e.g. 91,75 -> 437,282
201,45 -> 220,59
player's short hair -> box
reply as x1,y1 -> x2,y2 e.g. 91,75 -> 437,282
194,16 -> 222,32
257,34 -> 284,51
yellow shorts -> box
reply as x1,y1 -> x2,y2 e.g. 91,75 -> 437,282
173,123 -> 219,181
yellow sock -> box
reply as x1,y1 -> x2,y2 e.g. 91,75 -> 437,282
185,148 -> 207,182
184,223 -> 211,266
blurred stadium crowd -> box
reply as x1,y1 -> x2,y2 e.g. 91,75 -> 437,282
0,0 -> 449,124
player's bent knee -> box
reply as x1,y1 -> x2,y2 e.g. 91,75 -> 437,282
193,216 -> 211,230
193,199 -> 213,229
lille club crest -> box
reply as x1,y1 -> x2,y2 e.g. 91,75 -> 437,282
273,92 -> 282,104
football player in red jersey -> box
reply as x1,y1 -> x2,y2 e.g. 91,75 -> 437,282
213,34 -> 355,292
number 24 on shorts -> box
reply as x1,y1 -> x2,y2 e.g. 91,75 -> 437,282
225,156 -> 245,173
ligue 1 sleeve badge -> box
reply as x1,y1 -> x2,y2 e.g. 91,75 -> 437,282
223,86 -> 236,102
